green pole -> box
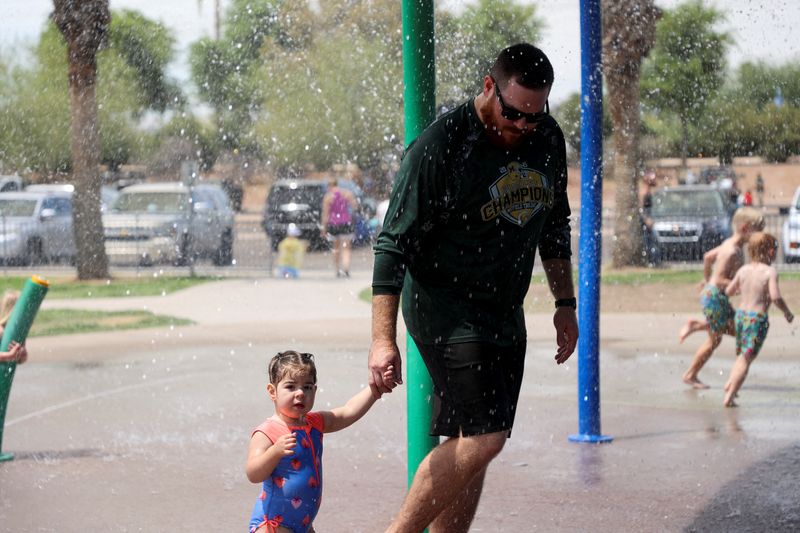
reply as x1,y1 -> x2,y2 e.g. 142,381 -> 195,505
401,0 -> 438,490
0,276 -> 49,462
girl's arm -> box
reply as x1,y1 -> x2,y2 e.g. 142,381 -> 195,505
725,270 -> 741,297
245,431 -> 296,483
321,366 -> 395,433
768,269 -> 794,322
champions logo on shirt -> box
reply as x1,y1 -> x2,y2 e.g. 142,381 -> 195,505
480,162 -> 553,225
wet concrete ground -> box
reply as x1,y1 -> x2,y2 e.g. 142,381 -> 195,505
1,264 -> 798,532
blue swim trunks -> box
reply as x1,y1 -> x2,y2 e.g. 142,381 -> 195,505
735,310 -> 769,361
700,285 -> 734,334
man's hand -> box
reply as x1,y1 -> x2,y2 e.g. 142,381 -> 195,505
553,307 -> 578,364
369,339 -> 402,396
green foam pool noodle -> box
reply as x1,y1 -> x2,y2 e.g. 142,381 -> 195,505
0,275 -> 49,461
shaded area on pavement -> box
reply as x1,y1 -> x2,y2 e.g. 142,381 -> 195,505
686,442 -> 800,533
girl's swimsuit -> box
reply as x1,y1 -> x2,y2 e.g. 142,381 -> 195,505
735,309 -> 769,361
700,284 -> 735,334
248,413 -> 324,533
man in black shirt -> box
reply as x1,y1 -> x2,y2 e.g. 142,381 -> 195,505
369,43 -> 578,532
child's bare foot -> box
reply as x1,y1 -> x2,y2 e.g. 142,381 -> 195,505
683,375 -> 710,389
724,398 -> 738,407
679,319 -> 705,343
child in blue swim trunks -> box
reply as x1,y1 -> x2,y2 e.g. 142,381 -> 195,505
679,207 -> 764,389
723,232 -> 793,407
246,350 -> 395,533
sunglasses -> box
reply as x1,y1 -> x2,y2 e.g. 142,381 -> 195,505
493,78 -> 549,123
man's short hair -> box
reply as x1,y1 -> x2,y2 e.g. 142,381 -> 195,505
490,43 -> 554,90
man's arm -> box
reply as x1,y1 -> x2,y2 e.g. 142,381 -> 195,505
542,258 -> 578,364
369,294 -> 403,395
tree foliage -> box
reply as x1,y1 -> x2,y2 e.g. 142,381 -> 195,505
0,11 -> 179,174
641,0 -> 729,163
189,0 -> 544,173
436,0 -> 543,104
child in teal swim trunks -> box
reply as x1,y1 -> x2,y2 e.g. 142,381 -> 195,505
723,232 -> 793,407
679,207 -> 764,389
246,350 -> 395,533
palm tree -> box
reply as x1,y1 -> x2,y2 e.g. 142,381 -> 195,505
52,0 -> 111,279
601,0 -> 660,267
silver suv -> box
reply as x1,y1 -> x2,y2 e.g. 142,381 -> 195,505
103,182 -> 235,266
0,191 -> 74,264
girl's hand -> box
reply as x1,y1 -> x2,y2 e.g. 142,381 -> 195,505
274,433 -> 297,456
373,365 -> 398,399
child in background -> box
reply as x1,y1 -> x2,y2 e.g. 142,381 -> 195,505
0,290 -> 27,364
679,207 -> 764,388
246,350 -> 395,533
276,224 -> 307,279
723,232 -> 793,407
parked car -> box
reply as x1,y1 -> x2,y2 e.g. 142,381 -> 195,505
650,185 -> 736,261
26,183 -> 119,212
262,178 -> 374,250
103,182 -> 235,266
781,186 -> 800,263
0,175 -> 23,192
0,191 -> 74,264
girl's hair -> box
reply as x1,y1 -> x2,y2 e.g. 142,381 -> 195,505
747,232 -> 778,264
268,350 -> 317,385
0,290 -> 20,327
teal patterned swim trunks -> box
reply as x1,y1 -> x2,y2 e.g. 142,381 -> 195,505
700,284 -> 734,334
735,309 -> 769,360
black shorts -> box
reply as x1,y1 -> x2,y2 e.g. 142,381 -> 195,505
416,341 -> 526,438
327,223 -> 354,237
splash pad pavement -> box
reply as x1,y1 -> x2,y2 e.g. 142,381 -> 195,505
1,270 -> 798,532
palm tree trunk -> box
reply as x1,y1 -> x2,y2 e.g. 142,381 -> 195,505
53,0 -> 111,279
608,77 -> 646,267
601,0 -> 660,268
68,54 -> 109,279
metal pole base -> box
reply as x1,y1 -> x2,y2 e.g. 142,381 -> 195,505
568,433 -> 613,444
0,452 -> 14,462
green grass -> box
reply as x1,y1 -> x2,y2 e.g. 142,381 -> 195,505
29,309 -> 193,337
0,275 -> 217,299
358,269 -> 800,302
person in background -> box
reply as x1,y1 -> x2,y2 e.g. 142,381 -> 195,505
640,169 -> 661,266
678,208 -> 765,388
755,172 -> 765,207
275,224 -> 307,279
320,178 -> 358,278
723,232 -> 793,406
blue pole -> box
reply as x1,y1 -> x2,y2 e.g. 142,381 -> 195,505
569,0 -> 612,444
